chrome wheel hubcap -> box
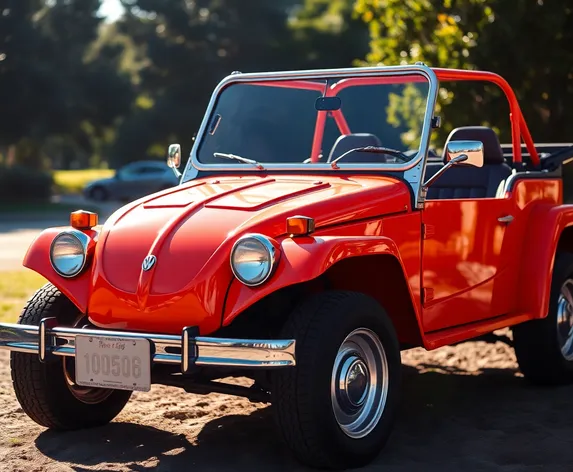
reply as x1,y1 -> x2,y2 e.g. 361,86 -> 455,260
557,279 -> 573,361
331,328 -> 389,439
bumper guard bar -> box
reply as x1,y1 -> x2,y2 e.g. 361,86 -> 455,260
0,318 -> 296,372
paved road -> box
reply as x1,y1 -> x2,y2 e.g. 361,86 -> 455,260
0,196 -> 121,271
0,226 -> 55,271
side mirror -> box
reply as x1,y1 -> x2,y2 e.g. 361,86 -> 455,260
422,140 -> 484,190
167,143 -> 181,169
167,143 -> 182,178
445,140 -> 484,168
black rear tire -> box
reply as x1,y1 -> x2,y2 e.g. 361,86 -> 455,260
10,284 -> 132,430
513,252 -> 573,385
272,290 -> 401,469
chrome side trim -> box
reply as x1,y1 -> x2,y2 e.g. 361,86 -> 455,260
0,322 -> 296,370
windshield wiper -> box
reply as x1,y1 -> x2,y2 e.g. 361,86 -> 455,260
214,152 -> 265,170
330,146 -> 410,169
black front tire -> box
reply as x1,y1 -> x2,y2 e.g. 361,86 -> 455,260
10,284 -> 132,430
272,291 -> 401,470
513,252 -> 573,385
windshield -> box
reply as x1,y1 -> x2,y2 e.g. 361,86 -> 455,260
194,73 -> 430,169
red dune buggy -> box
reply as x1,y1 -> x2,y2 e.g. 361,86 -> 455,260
2,63 -> 573,469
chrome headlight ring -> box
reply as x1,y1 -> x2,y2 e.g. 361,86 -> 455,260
230,234 -> 279,287
49,229 -> 91,278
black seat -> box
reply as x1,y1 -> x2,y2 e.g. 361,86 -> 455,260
327,133 -> 387,163
426,126 -> 512,200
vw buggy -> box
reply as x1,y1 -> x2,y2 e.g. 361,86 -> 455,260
2,63 -> 573,469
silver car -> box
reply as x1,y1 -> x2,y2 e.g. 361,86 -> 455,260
84,160 -> 180,202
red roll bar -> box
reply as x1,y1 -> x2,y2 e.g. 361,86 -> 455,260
433,68 -> 539,165
254,68 -> 539,166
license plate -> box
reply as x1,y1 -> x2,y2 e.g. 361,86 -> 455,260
75,335 -> 151,392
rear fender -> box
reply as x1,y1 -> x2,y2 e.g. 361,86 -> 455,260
223,235 -> 420,327
518,204 -> 573,318
22,227 -> 97,313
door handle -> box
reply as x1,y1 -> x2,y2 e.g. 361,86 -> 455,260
498,215 -> 514,224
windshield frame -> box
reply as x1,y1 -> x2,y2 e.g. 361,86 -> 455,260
182,64 -> 439,180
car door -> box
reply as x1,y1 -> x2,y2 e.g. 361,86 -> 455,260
420,197 -> 514,332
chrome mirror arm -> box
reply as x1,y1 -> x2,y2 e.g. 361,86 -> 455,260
422,154 -> 468,189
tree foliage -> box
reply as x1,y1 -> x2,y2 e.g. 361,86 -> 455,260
3,0 -> 572,175
355,0 -> 573,145
289,0 -> 369,69
0,0 -> 133,169
109,0 -> 368,168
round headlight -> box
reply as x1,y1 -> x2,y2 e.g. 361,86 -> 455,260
230,234 -> 278,286
50,231 -> 88,278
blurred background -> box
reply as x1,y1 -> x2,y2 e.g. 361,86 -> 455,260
1,0 -> 572,207
2,5 -> 573,468
0,0 -> 572,317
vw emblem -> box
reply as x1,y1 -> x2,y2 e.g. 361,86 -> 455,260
142,255 -> 157,271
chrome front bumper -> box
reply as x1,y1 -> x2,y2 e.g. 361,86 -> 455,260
0,318 -> 296,372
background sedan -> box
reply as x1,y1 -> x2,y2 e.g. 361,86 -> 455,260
83,160 -> 180,202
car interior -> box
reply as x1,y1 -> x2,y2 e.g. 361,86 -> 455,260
424,126 -> 513,200
327,133 -> 387,163
325,125 -> 573,203
424,126 -> 573,203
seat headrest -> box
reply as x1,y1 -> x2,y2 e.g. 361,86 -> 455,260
327,133 -> 383,162
442,126 -> 505,165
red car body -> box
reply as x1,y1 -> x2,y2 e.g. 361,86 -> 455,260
21,67 -> 569,350
4,64 -> 573,469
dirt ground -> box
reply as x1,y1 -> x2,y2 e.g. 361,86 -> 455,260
1,330 -> 573,472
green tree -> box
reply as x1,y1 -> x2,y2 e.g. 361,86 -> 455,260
0,0 -> 133,169
0,0 -> 52,166
111,0 -> 372,169
289,0 -> 370,69
111,0 -> 303,168
355,0 -> 573,146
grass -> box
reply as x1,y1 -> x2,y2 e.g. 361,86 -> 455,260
0,270 -> 47,323
0,169 -> 112,214
53,169 -> 114,195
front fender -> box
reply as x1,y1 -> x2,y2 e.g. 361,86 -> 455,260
518,204 -> 573,318
23,227 -> 97,313
223,235 -> 402,325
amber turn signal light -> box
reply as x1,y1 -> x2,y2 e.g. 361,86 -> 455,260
70,210 -> 98,230
286,215 -> 315,236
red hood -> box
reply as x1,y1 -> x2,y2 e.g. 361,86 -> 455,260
88,174 -> 410,333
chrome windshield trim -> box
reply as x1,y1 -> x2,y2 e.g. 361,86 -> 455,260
182,64 -> 439,181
